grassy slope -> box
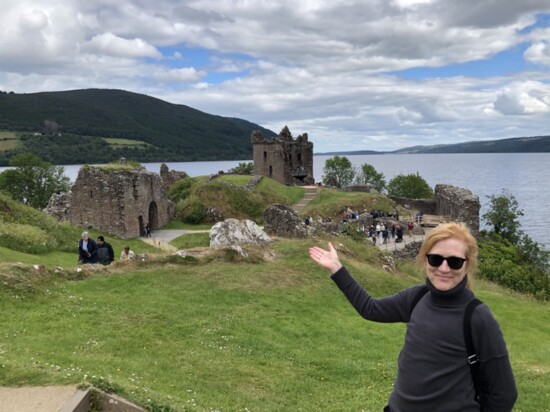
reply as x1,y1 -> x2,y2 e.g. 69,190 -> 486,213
0,235 -> 548,411
0,188 -> 548,411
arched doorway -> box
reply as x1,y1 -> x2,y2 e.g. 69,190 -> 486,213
148,201 -> 159,229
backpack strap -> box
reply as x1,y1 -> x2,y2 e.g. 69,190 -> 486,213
464,298 -> 483,404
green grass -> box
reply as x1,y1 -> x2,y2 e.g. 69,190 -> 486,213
169,233 -> 210,249
216,175 -> 252,186
0,235 -> 548,411
0,133 -> 19,151
302,188 -> 397,219
161,221 -> 212,230
104,137 -> 151,148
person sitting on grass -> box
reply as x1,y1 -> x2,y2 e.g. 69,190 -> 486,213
120,245 -> 135,261
78,231 -> 98,264
97,235 -> 115,265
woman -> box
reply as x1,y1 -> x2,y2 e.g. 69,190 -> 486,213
309,222 -> 517,411
119,245 -> 135,261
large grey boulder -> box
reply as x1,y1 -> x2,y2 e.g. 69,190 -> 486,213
209,218 -> 271,247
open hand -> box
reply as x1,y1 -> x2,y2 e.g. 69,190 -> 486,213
309,242 -> 342,274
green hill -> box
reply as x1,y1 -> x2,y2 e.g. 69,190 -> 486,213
0,89 -> 276,165
394,135 -> 550,154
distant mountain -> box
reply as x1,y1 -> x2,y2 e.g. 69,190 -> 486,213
316,135 -> 550,156
0,89 -> 276,165
393,135 -> 550,154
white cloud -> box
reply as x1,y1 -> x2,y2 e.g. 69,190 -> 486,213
524,41 -> 550,65
0,1 -> 550,152
492,81 -> 550,115
83,33 -> 161,59
153,67 -> 205,83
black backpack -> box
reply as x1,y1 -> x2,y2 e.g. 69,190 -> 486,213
411,287 -> 483,405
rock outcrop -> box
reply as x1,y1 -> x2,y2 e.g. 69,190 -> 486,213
263,204 -> 315,238
209,218 -> 271,247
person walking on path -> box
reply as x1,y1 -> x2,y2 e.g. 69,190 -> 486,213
308,222 -> 517,411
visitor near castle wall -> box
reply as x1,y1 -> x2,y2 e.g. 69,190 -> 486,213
120,245 -> 135,261
309,222 -> 517,411
97,235 -> 115,265
78,231 -> 98,264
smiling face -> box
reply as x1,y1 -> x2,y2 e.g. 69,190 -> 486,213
425,237 -> 468,292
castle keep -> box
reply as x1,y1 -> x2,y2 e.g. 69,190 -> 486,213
252,126 -> 314,185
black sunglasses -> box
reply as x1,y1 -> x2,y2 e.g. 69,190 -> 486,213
426,254 -> 467,270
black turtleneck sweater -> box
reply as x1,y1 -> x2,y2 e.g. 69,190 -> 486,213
331,267 -> 517,412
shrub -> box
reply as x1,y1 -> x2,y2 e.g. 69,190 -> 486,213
0,222 -> 54,254
177,195 -> 206,224
479,234 -> 550,300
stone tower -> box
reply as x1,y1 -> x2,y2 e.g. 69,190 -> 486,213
251,126 -> 314,185
48,163 -> 175,239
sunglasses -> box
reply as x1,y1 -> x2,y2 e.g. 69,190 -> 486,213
426,254 -> 467,270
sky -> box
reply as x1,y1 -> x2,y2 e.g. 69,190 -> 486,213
1,0 -> 550,153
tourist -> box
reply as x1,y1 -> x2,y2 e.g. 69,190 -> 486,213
308,222 -> 517,411
120,245 -> 136,261
145,223 -> 152,237
407,220 -> 414,237
395,225 -> 404,243
78,231 -> 98,264
96,235 -> 115,265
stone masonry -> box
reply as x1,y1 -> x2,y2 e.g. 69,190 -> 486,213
435,184 -> 480,237
252,126 -> 314,185
45,163 -> 176,239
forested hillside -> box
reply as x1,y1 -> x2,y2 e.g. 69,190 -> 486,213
393,135 -> 550,154
0,89 -> 275,165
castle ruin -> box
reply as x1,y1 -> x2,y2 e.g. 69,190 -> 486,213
252,126 -> 314,185
45,162 -> 176,239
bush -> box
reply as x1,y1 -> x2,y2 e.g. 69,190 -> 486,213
479,234 -> 550,300
176,195 -> 206,224
0,222 -> 54,254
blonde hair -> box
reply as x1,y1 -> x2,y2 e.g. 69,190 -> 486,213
417,222 -> 478,288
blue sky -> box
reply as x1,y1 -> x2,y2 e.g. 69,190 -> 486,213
1,1 -> 549,152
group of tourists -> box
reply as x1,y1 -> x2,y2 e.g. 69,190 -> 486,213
78,231 -> 135,264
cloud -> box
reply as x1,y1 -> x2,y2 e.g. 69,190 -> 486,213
524,40 -> 550,65
492,81 -> 550,115
153,67 -> 205,83
83,33 -> 161,59
1,1 -> 550,152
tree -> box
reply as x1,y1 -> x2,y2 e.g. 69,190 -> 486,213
355,163 -> 386,192
482,190 -> 524,245
387,172 -> 433,199
480,190 -> 549,299
322,156 -> 355,188
0,153 -> 70,209
227,162 -> 254,175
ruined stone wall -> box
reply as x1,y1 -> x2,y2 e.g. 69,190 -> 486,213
435,184 -> 480,237
160,163 -> 188,191
67,166 -> 174,239
252,126 -> 314,185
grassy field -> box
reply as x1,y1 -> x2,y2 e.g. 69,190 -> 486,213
0,131 -> 19,151
0,234 -> 548,411
104,137 -> 151,148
